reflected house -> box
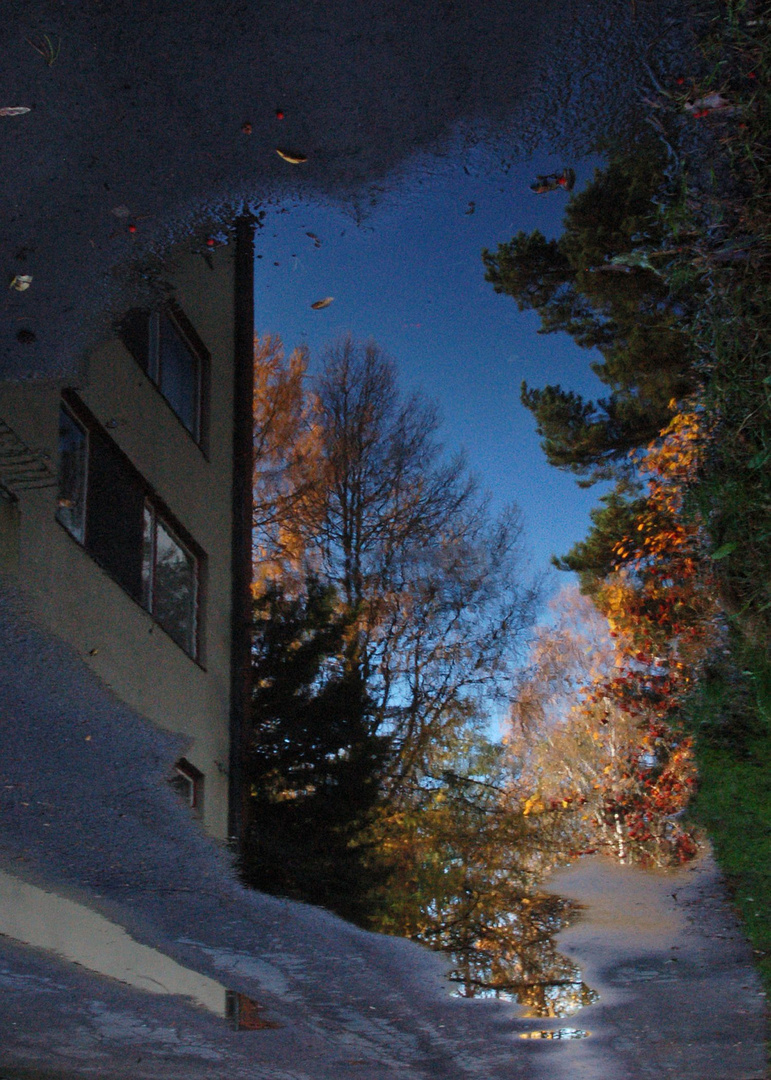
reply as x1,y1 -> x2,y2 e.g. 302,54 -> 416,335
0,219 -> 255,843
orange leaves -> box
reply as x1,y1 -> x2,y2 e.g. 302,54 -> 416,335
540,407 -> 721,864
252,333 -> 327,585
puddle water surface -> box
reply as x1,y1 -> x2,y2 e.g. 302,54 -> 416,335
0,869 -> 277,1029
519,1027 -> 590,1040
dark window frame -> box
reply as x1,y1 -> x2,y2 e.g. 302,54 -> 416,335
117,300 -> 211,456
57,391 -> 206,664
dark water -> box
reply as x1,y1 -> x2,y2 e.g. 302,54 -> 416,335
2,0 -> 695,380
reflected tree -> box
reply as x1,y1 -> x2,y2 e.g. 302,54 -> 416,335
241,577 -> 391,924
482,142 -> 699,486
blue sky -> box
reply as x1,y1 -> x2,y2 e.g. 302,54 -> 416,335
252,147 -> 608,590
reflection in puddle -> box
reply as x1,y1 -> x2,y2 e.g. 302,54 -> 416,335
520,1027 -> 590,1040
225,990 -> 281,1030
451,976 -> 599,1018
444,893 -> 599,1017
0,870 -> 276,1030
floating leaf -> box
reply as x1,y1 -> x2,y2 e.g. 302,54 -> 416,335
275,148 -> 307,164
306,232 -> 321,246
311,297 -> 334,310
9,275 -> 32,291
710,541 -> 737,560
0,107 -> 31,117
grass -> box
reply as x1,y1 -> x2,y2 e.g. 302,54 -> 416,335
667,0 -> 771,1006
683,645 -> 771,995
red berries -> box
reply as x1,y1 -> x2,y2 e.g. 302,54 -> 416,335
128,224 -> 137,233
275,109 -> 284,120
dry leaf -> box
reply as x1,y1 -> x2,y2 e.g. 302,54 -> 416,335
1,107 -> 31,117
9,275 -> 32,291
276,148 -> 307,164
311,297 -> 334,310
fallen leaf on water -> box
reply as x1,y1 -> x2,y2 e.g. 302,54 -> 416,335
306,231 -> 321,246
276,148 -> 307,164
1,107 -> 31,117
311,297 -> 334,310
9,275 -> 33,291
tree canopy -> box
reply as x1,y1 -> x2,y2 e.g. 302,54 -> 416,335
482,145 -> 699,484
244,332 -> 540,927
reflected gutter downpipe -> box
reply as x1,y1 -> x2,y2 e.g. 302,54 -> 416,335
228,214 -> 256,848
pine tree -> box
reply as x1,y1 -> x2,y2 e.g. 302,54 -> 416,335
240,577 -> 391,925
483,144 -> 699,484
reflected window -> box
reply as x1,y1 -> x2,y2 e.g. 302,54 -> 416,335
170,758 -> 204,814
119,305 -> 208,444
57,393 -> 204,660
143,503 -> 198,655
56,405 -> 88,542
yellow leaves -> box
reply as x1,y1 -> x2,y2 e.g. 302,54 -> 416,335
522,795 -> 544,816
641,410 -> 705,487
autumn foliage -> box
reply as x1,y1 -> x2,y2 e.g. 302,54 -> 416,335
585,410 -> 721,860
512,408 -> 722,866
